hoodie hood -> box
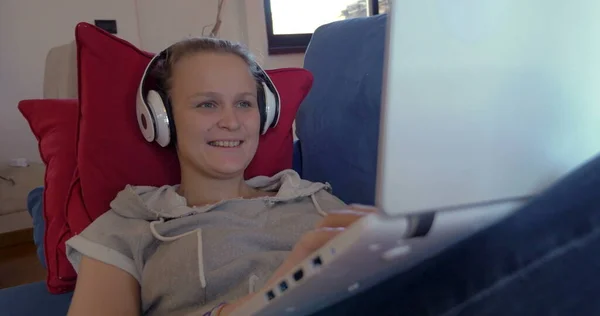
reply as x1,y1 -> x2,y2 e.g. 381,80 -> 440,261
247,169 -> 331,199
109,169 -> 331,221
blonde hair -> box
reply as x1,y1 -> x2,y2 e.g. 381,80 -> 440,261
152,37 -> 262,95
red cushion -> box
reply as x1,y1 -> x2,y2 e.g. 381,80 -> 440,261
18,99 -> 79,294
244,68 -> 311,179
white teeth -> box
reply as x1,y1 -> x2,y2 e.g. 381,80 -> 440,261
210,141 -> 241,148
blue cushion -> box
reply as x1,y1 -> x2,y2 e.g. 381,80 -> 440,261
297,14 -> 388,205
26,186 -> 46,268
292,140 -> 303,177
0,282 -> 72,315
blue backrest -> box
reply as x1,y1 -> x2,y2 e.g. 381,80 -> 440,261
296,14 -> 388,205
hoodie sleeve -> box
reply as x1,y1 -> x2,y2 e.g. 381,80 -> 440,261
65,209 -> 146,283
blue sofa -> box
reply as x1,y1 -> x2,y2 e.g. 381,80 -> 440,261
0,14 -> 389,315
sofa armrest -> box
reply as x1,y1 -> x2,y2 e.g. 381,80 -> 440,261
0,281 -> 73,315
292,140 -> 303,177
26,187 -> 46,268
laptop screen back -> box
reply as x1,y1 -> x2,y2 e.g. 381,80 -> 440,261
376,0 -> 600,215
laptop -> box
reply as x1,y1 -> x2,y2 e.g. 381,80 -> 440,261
234,1 -> 600,315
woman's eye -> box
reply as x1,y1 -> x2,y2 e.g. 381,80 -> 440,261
237,101 -> 252,108
196,102 -> 216,108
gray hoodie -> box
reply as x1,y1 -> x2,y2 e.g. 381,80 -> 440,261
65,169 -> 346,315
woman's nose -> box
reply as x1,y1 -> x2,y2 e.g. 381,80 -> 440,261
217,105 -> 241,130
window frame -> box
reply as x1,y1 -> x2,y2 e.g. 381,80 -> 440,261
264,0 -> 382,55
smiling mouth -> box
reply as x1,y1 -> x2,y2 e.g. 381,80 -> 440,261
208,140 -> 244,148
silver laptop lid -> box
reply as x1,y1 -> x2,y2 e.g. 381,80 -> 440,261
376,0 -> 600,215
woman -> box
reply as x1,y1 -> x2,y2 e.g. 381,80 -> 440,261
65,37 -> 374,315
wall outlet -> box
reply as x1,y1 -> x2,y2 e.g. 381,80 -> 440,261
9,158 -> 29,167
94,19 -> 117,34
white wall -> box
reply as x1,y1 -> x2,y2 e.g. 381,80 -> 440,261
0,0 -> 141,166
0,0 -> 304,167
135,0 -> 245,52
133,0 -> 304,68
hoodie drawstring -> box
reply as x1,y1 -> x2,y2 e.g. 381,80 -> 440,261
311,194 -> 328,217
150,218 -> 207,288
248,274 -> 259,293
147,190 -> 326,292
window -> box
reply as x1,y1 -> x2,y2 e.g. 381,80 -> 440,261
264,0 -> 390,54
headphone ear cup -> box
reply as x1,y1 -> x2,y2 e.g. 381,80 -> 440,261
158,90 -> 177,146
145,90 -> 172,147
257,83 -> 267,135
261,81 -> 278,135
137,90 -> 156,143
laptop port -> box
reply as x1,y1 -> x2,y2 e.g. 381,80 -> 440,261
293,269 -> 304,282
312,255 -> 323,267
279,280 -> 288,292
266,290 -> 276,301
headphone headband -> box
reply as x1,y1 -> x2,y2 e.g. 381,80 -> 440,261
137,49 -> 168,108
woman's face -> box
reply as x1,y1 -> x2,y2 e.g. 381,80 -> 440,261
169,52 -> 260,179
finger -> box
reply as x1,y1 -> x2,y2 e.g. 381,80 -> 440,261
316,206 -> 377,229
315,212 -> 365,229
347,204 -> 379,213
327,209 -> 371,215
299,227 -> 345,253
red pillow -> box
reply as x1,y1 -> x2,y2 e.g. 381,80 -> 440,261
19,99 -> 79,293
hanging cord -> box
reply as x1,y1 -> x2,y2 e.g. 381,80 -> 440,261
203,0 -> 226,37
209,0 -> 226,37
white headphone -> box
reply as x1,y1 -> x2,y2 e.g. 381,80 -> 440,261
136,47 -> 281,147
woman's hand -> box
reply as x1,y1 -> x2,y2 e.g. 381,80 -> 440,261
220,204 -> 378,315
280,204 -> 379,269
